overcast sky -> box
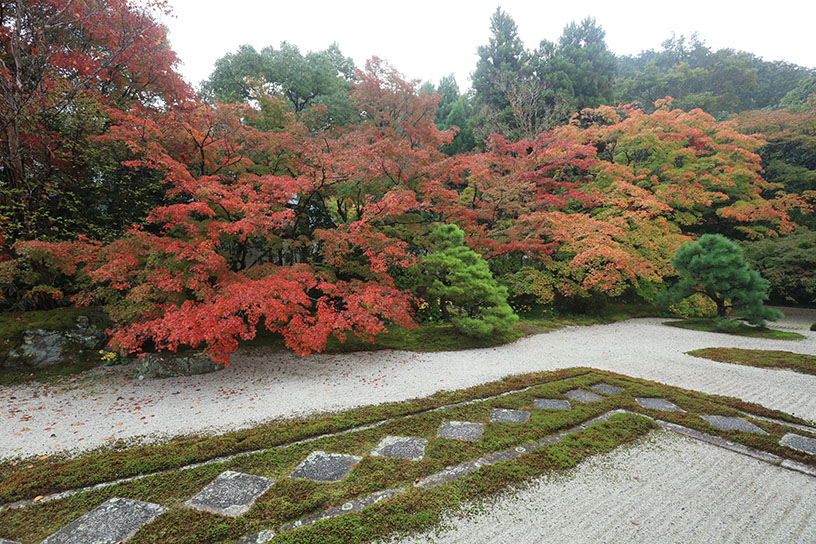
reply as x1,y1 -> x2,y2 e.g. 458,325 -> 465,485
161,0 -> 816,92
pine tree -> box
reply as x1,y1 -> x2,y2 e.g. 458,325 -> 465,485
420,224 -> 518,336
662,234 -> 782,325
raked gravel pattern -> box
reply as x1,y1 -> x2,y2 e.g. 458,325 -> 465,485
2,313 -> 815,460
388,430 -> 816,544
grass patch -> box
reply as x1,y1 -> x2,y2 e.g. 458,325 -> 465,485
1,368 -> 814,544
251,303 -> 657,354
663,318 -> 806,340
688,348 -> 816,375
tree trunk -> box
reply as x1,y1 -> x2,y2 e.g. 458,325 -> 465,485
3,119 -> 25,189
713,295 -> 727,317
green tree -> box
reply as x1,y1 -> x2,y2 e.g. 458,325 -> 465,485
662,234 -> 781,325
427,75 -> 476,154
471,8 -> 527,112
202,42 -> 355,125
536,17 -> 617,111
471,7 -> 533,141
616,34 -> 814,116
742,230 -> 816,305
419,224 -> 518,336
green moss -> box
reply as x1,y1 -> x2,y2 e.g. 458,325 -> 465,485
664,318 -> 806,340
1,368 -> 814,544
687,347 -> 816,375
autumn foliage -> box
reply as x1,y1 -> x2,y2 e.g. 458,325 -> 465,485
2,4 -> 809,364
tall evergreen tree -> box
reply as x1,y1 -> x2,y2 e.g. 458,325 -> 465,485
471,8 -> 527,112
536,17 -> 617,111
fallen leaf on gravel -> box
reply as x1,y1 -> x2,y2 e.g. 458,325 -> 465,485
33,495 -> 44,502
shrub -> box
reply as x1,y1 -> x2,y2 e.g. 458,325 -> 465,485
417,224 -> 518,336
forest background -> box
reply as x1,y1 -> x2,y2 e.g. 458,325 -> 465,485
1,1 -> 814,365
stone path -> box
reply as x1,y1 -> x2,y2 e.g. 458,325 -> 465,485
12,380 -> 816,544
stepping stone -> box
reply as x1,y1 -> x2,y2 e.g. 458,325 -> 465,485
780,433 -> 816,455
490,408 -> 531,423
534,399 -> 571,410
42,497 -> 166,544
702,415 -> 768,435
237,529 -> 276,544
636,397 -> 683,412
185,470 -> 274,517
563,389 -> 604,403
290,451 -> 362,482
437,420 -> 484,441
371,436 -> 428,461
590,383 -> 622,395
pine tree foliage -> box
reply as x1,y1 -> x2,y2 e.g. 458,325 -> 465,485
663,234 -> 781,325
420,224 -> 518,337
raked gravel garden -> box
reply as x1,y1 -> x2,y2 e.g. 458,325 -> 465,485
1,309 -> 815,543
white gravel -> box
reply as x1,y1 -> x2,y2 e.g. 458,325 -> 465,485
2,313 -> 815,460
389,430 -> 816,544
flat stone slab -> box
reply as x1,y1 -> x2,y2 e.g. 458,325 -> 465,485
371,436 -> 428,461
534,398 -> 571,410
437,420 -> 484,441
280,488 -> 403,532
490,408 -> 531,423
564,389 -> 604,403
636,397 -> 683,412
702,415 -> 768,435
780,433 -> 816,455
290,451 -> 362,482
185,470 -> 274,517
42,497 -> 166,544
590,383 -> 622,395
236,529 -> 276,544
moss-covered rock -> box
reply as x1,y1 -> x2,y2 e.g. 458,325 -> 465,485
132,352 -> 224,379
2,311 -> 106,368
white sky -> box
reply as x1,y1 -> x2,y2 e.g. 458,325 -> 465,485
161,0 -> 816,92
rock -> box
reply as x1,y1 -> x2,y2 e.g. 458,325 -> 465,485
185,471 -> 274,518
41,497 -> 166,544
780,433 -> 816,455
636,397 -> 684,412
4,316 -> 106,368
590,383 -> 623,395
701,415 -> 768,434
489,408 -> 531,423
371,436 -> 428,461
290,451 -> 362,482
236,530 -> 276,544
437,420 -> 484,441
132,352 -> 224,379
14,329 -> 64,367
534,399 -> 572,410
563,389 -> 604,403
